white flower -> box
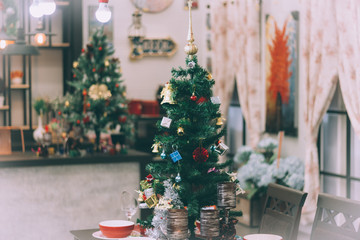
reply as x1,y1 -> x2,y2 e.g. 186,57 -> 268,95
257,137 -> 278,149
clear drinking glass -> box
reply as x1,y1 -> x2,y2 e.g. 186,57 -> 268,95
120,191 -> 138,221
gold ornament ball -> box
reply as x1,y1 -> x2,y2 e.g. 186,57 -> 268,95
73,61 -> 79,68
65,100 -> 70,107
184,43 -> 198,56
105,60 -> 109,67
177,127 -> 185,136
207,73 -> 213,80
104,112 -> 108,117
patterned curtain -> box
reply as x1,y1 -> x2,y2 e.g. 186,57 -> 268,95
301,0 -> 339,223
335,0 -> 360,137
211,0 -> 233,118
232,0 -> 261,148
211,0 -> 261,148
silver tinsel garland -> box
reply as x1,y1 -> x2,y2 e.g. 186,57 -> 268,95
145,179 -> 183,239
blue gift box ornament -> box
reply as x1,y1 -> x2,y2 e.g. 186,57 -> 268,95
170,151 -> 182,163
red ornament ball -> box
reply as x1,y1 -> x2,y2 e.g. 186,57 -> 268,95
190,95 -> 197,101
73,74 -> 76,78
87,103 -> 91,108
81,48 -> 85,53
92,68 -> 96,72
58,111 -> 62,116
76,119 -> 81,124
115,83 -> 119,88
82,89 -> 87,96
118,116 -> 127,123
193,147 -> 209,162
99,46 -> 103,51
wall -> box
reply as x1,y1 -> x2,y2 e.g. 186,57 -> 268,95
0,162 -> 140,240
82,0 -> 206,101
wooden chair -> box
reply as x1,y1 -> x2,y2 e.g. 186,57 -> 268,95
258,183 -> 308,240
310,193 -> 360,240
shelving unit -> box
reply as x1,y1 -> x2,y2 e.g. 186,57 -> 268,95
0,0 -> 82,128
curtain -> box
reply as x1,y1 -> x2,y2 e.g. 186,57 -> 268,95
211,0 -> 261,148
232,0 -> 262,148
301,0 -> 339,223
211,0 -> 234,118
335,0 -> 360,138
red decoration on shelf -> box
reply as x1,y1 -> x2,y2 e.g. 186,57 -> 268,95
76,119 -> 81,124
193,147 -> 209,162
196,97 -> 207,104
190,94 -> 197,101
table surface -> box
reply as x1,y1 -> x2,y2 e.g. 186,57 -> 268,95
70,229 -> 100,240
0,149 -> 151,168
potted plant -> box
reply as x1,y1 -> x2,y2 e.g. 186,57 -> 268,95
33,98 -> 50,144
233,137 -> 304,227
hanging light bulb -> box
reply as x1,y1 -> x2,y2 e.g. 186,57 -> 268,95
29,0 -> 44,18
95,0 -> 112,23
0,40 -> 7,49
39,0 -> 56,16
34,33 -> 46,45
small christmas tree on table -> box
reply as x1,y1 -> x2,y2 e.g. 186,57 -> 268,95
62,28 -> 132,151
137,1 -> 242,239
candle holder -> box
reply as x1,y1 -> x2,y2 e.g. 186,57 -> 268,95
200,209 -> 219,239
217,182 -> 236,224
167,209 -> 189,240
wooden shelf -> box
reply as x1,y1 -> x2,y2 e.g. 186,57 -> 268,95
35,43 -> 70,49
11,84 -> 30,90
0,105 -> 9,110
55,1 -> 70,7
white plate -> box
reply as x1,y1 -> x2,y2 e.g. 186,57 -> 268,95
92,231 -> 154,240
243,234 -> 283,240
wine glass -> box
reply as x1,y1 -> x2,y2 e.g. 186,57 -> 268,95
120,191 -> 138,221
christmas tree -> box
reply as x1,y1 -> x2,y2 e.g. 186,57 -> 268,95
137,1 -> 241,238
62,28 -> 132,150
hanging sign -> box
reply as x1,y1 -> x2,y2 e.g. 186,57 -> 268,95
129,37 -> 177,60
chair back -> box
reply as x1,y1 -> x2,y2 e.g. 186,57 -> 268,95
310,193 -> 360,240
258,183 -> 308,240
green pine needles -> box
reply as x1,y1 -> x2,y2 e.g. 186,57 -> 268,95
62,28 -> 133,148
144,56 -> 239,237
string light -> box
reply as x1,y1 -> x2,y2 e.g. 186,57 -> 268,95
34,33 -> 46,45
39,0 -> 56,16
96,0 -> 112,23
29,0 -> 43,18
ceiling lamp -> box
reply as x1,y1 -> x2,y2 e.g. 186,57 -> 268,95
39,0 -> 56,16
96,0 -> 111,23
29,0 -> 43,18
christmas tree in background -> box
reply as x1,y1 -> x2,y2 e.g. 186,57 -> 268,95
62,28 -> 132,150
137,1 -> 241,239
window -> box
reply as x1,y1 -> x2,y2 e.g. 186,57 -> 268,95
319,84 -> 360,201
226,80 -> 246,157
